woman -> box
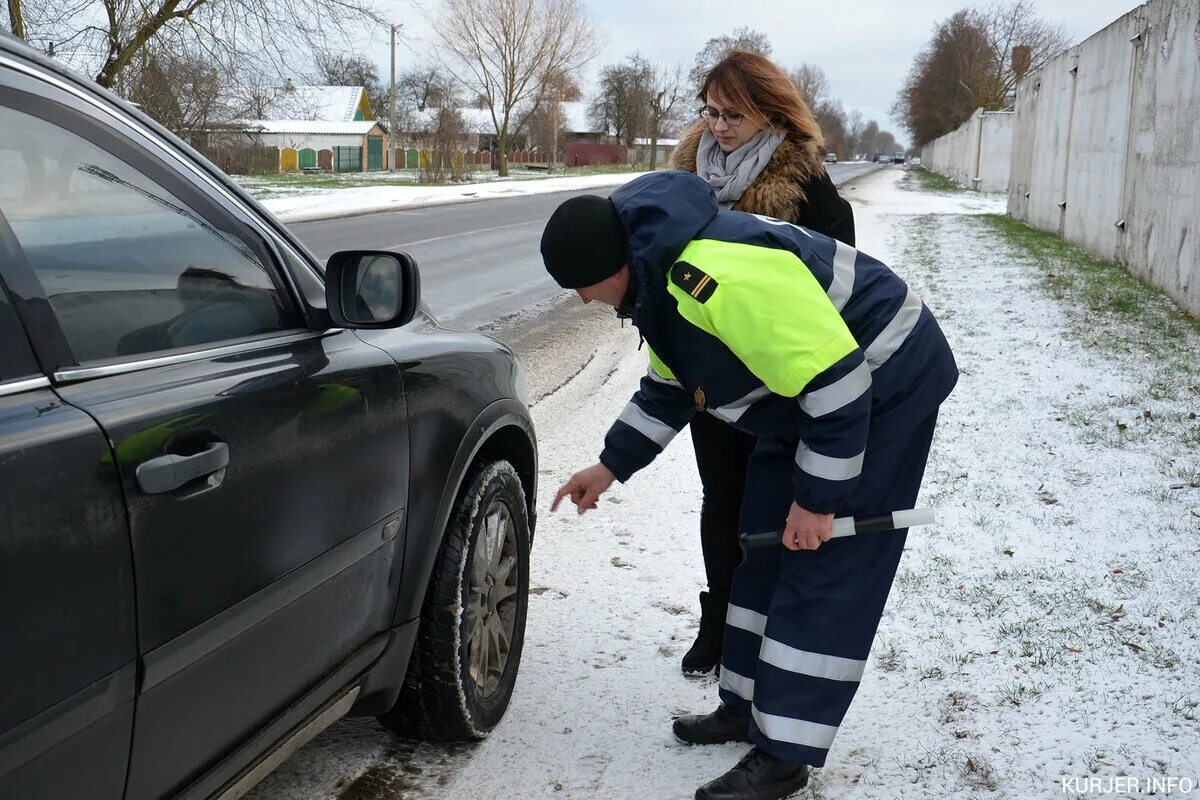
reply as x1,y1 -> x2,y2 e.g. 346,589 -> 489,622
670,49 -> 856,677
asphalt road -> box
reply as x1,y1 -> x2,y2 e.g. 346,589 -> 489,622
289,162 -> 880,332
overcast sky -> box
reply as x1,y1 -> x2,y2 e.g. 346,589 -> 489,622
363,0 -> 1142,149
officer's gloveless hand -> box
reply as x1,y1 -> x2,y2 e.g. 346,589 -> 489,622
784,503 -> 834,551
552,463 -> 616,515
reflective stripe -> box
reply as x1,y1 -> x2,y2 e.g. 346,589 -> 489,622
865,287 -> 922,370
752,213 -> 813,237
710,385 -> 771,424
726,604 -> 767,637
752,706 -> 839,750
720,667 -> 755,701
617,402 -> 677,447
758,637 -> 866,682
795,441 -> 864,481
798,361 -> 871,417
827,241 -> 856,311
646,366 -> 682,388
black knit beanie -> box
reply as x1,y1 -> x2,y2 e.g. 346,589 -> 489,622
540,195 -> 628,289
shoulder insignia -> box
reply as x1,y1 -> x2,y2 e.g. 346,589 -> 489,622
671,260 -> 718,303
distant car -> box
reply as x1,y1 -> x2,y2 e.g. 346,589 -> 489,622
824,152 -> 837,163
874,154 -> 890,163
1,30 -> 538,799
892,153 -> 907,164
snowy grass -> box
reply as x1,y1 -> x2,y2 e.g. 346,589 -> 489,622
832,171 -> 1200,797
910,166 -> 971,194
982,213 -> 1200,381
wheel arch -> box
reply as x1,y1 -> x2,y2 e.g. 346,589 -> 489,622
392,398 -> 537,627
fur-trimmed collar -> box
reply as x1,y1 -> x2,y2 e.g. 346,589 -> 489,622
670,120 -> 826,224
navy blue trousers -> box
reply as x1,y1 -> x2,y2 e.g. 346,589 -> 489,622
717,413 -> 938,767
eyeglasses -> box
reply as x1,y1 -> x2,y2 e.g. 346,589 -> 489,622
699,107 -> 746,127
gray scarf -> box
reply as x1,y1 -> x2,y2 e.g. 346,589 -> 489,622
695,128 -> 786,208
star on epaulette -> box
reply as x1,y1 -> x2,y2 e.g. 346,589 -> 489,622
671,260 -> 717,303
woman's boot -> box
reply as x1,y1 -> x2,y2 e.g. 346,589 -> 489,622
681,590 -> 729,676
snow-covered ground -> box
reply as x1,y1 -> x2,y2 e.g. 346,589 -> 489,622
248,168 -> 1200,800
437,169 -> 1200,798
255,172 -> 649,223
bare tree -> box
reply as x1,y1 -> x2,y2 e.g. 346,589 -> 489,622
892,10 -> 993,146
517,68 -> 579,166
430,0 -> 601,176
390,64 -> 456,143
845,108 -> 864,156
977,0 -> 1070,107
860,119 -> 879,153
787,63 -> 830,111
688,26 -> 772,92
131,47 -> 222,137
811,98 -> 848,159
6,0 -> 26,38
588,54 -> 652,148
8,0 -> 379,92
397,65 -> 451,113
646,60 -> 685,170
893,3 -> 1070,146
315,52 -> 387,118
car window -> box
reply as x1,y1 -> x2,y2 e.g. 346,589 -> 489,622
0,103 -> 297,364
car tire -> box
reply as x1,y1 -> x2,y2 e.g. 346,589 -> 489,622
380,459 -> 530,740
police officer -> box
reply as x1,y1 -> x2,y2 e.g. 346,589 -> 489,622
544,171 -> 957,800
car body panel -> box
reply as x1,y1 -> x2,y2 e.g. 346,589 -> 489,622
354,320 -> 538,624
50,331 -> 410,799
0,283 -> 137,798
0,30 -> 537,799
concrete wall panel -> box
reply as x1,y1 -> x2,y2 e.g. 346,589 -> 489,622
1123,0 -> 1200,312
1010,0 -> 1199,315
1062,13 -> 1139,260
921,109 -> 1012,193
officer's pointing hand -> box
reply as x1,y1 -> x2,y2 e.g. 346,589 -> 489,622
783,502 -> 833,551
552,463 -> 616,515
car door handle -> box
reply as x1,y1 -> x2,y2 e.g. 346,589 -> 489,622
136,442 -> 230,494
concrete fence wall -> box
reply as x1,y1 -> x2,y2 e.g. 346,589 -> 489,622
1009,0 -> 1199,316
920,109 -> 1014,193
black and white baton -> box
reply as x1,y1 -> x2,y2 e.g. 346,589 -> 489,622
738,508 -> 937,550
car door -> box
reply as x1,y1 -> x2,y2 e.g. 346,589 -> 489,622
0,253 -> 136,799
0,74 -> 410,799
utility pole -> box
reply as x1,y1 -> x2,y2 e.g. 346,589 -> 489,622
550,85 -> 559,173
389,24 -> 397,171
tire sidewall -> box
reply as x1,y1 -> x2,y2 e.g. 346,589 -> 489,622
455,462 -> 530,733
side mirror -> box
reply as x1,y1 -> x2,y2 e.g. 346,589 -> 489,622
324,250 -> 421,328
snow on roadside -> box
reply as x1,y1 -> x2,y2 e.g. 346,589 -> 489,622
260,172 -> 649,224
428,168 -> 1199,799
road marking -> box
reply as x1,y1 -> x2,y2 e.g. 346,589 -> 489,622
389,219 -> 542,249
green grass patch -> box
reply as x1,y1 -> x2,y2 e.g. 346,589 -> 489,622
907,167 -> 968,194
979,214 -> 1200,375
554,163 -> 660,176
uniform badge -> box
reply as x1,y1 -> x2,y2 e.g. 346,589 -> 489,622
671,261 -> 718,303
693,387 -> 706,410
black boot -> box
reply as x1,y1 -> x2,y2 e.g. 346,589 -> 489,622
673,703 -> 753,746
681,590 -> 728,676
695,747 -> 810,800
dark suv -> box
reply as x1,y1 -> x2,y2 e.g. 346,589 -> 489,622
0,33 -> 537,800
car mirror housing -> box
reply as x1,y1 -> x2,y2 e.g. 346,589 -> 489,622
324,250 -> 421,329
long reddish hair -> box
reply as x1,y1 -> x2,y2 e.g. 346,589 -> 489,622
699,50 -> 824,147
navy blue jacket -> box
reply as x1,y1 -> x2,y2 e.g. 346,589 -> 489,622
597,171 -> 958,515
